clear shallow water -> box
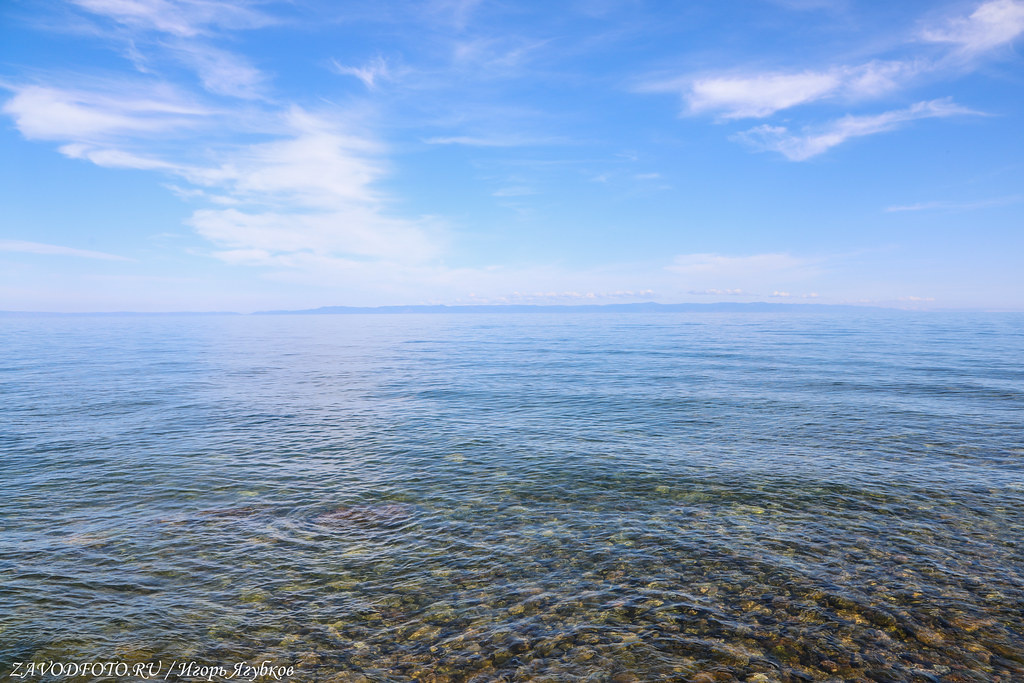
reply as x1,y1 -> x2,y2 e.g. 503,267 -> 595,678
1,312 -> 1022,682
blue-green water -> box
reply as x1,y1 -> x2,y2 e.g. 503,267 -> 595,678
1,312 -> 1022,682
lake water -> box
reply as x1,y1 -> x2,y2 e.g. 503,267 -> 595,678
1,312 -> 1022,682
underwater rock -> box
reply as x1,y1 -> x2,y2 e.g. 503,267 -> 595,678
913,628 -> 945,648
199,506 -> 262,517
315,504 -> 414,528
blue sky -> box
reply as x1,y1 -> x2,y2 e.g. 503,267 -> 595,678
1,0 -> 1022,311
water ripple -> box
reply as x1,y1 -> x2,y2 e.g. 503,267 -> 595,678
1,312 -> 1022,681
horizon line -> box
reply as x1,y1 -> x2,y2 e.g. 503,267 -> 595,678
0,301 -> 1018,315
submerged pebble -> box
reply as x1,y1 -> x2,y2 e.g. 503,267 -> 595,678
3,314 -> 1022,682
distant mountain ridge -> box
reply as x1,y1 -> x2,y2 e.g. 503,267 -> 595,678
255,302 -> 887,315
0,302 -> 920,316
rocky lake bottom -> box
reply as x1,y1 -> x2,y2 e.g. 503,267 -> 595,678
2,312 -> 1022,681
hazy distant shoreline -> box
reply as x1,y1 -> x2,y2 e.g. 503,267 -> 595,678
0,302 -> 915,316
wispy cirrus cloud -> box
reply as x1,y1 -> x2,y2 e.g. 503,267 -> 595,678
644,70 -> 835,119
767,0 -> 849,10
733,99 -> 980,161
639,60 -> 926,120
168,41 -> 265,99
59,143 -> 183,170
68,0 -> 271,100
69,0 -> 274,38
423,135 -> 563,147
689,288 -> 746,296
451,37 -> 551,75
2,76 -> 442,267
666,253 -> 829,301
0,240 -> 132,261
491,186 -> 536,197
885,194 -> 1023,212
190,107 -> 384,206
423,0 -> 484,31
642,1 -> 1023,122
181,108 -> 444,264
1,84 -> 209,141
331,56 -> 393,89
1,4 -> 456,287
638,1 -> 1021,158
667,252 -> 816,276
465,289 -> 656,304
192,207 -> 441,265
921,0 -> 1024,55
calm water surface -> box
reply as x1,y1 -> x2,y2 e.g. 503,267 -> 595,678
1,312 -> 1022,682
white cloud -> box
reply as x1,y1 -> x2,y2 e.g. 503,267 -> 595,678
668,252 -> 813,275
189,107 -> 384,207
0,240 -> 132,261
70,0 -> 273,37
689,288 -> 746,295
687,70 -> 841,118
69,1 -> 270,101
768,0 -> 848,10
196,254 -> 664,306
424,0 -> 484,30
59,143 -> 181,170
922,0 -> 1024,54
451,37 -> 550,74
2,79 -> 443,270
331,56 -> 392,89
885,195 -> 1023,212
1,84 -> 208,141
665,253 -> 826,296
170,42 -> 265,99
843,60 -> 925,98
638,1 -> 1021,130
734,98 -> 979,160
466,289 -> 657,304
191,207 -> 440,264
422,135 -> 559,147
642,60 -> 923,120
492,186 -> 536,197
178,108 -> 443,264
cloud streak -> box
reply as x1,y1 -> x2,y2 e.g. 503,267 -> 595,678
181,108 -> 444,264
422,135 -> 562,147
689,288 -> 746,296
69,0 -> 273,38
667,252 -> 815,275
885,195 -> 1023,212
733,99 -> 980,160
636,1 -> 1020,158
639,60 -> 926,120
169,41 -> 266,99
0,240 -> 132,261
69,0 -> 272,100
922,0 -> 1024,55
1,84 -> 209,141
642,1 -> 1022,122
331,56 -> 392,89
2,78 -> 442,268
